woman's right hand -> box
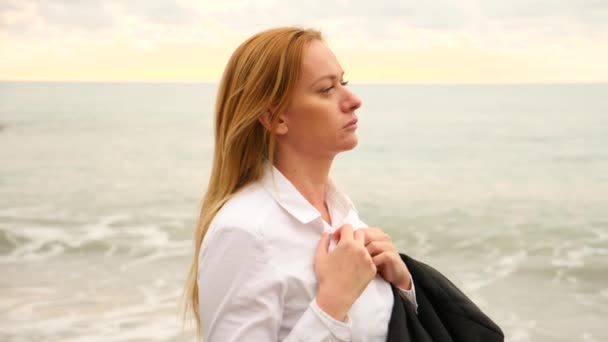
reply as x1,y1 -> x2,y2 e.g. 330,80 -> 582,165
314,224 -> 377,321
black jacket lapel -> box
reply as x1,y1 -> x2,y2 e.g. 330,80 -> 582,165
386,254 -> 504,342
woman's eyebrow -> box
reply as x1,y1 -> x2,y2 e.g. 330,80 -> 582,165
310,71 -> 345,88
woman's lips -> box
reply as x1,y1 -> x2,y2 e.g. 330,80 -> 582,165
343,118 -> 358,129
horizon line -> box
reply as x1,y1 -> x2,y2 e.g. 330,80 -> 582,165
1,79 -> 607,86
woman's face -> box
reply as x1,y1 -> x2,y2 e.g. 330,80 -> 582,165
277,39 -> 362,159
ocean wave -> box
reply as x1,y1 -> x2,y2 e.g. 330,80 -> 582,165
0,213 -> 192,264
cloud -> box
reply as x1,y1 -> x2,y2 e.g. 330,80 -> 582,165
183,0 -> 471,39
0,0 -> 201,38
0,0 -> 114,36
2,0 -> 607,42
477,0 -> 608,38
119,0 -> 201,26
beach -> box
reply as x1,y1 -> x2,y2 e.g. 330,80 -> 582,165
1,82 -> 607,341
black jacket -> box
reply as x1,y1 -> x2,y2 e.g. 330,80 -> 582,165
387,254 -> 504,342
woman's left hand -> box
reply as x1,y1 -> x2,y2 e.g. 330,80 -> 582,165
348,227 -> 412,290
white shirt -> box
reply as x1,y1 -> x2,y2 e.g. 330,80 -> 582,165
198,165 -> 416,341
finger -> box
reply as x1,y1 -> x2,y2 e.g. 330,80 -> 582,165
354,230 -> 365,244
331,229 -> 341,241
335,224 -> 354,243
372,251 -> 392,267
366,240 -> 395,256
354,227 -> 370,244
315,233 -> 330,260
362,228 -> 390,245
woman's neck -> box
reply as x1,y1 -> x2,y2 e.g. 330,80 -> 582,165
273,149 -> 334,222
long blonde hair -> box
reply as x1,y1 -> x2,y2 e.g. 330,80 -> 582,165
184,27 -> 323,335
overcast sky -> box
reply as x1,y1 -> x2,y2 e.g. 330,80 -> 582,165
1,0 -> 607,82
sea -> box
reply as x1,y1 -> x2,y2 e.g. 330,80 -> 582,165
1,82 -> 607,341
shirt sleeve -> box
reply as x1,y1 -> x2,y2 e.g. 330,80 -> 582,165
198,225 -> 353,341
397,278 -> 418,313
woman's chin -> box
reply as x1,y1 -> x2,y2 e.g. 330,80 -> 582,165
340,136 -> 359,152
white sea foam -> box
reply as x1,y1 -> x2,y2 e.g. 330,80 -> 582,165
500,313 -> 537,342
0,212 -> 191,264
455,249 -> 528,293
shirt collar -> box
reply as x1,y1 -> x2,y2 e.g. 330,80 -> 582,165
260,163 -> 354,225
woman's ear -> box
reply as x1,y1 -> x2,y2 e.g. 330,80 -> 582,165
259,109 -> 288,135
258,109 -> 273,131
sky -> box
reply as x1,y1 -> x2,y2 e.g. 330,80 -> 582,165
1,0 -> 607,83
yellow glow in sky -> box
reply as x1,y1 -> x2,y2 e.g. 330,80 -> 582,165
1,1 -> 607,83
2,36 -> 607,83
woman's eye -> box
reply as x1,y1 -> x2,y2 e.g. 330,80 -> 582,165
321,86 -> 334,94
321,81 -> 348,95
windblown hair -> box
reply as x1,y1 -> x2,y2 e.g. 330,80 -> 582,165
183,26 -> 323,335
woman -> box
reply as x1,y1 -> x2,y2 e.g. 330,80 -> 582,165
183,27 -> 416,341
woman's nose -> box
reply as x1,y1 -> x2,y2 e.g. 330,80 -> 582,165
341,88 -> 362,113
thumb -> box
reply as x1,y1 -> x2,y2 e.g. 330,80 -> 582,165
315,233 -> 330,260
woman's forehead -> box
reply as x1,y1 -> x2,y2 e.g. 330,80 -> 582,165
300,40 -> 342,83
